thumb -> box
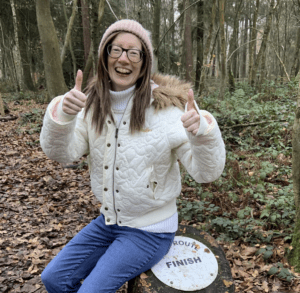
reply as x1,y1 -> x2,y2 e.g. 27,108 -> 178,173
74,69 -> 83,91
187,89 -> 194,111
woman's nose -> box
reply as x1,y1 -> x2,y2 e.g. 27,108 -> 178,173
118,51 -> 129,62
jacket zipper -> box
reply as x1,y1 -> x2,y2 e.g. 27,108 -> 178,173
111,93 -> 134,224
112,127 -> 119,221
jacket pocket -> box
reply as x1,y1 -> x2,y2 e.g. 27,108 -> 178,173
148,166 -> 158,199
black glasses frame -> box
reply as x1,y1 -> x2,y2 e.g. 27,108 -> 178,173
107,44 -> 144,63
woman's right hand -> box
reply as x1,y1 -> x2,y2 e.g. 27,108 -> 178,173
62,70 -> 87,115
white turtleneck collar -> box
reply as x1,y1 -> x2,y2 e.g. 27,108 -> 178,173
109,85 -> 135,124
109,85 -> 135,111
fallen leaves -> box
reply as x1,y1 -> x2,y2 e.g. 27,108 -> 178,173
0,101 -> 100,292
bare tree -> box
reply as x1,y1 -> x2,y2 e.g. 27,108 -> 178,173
198,0 -> 217,95
152,0 -> 161,73
62,0 -> 77,80
218,0 -> 226,99
36,0 -> 67,99
291,0 -> 300,77
82,0 -> 105,89
81,0 -> 91,64
15,1 -> 36,91
227,0 -> 243,93
289,78 -> 300,272
60,0 -> 78,64
184,0 -> 193,82
195,0 -> 204,91
248,0 -> 259,84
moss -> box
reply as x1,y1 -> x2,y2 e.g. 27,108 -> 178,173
296,107 -> 300,119
288,217 -> 300,272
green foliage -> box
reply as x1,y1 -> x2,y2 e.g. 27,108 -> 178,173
19,108 -> 44,134
267,263 -> 295,282
3,90 -> 48,104
256,245 -> 274,260
179,79 -> 297,246
177,198 -> 219,222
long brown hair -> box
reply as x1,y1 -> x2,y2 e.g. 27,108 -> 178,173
84,32 -> 152,134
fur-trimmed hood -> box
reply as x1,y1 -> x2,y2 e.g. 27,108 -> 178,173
150,73 -> 192,111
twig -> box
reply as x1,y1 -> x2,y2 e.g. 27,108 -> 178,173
0,115 -> 18,122
222,119 -> 288,129
154,0 -> 203,53
106,0 -> 119,21
270,42 -> 290,82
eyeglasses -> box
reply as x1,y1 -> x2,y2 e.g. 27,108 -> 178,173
107,44 -> 144,63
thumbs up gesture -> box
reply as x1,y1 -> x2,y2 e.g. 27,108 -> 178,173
181,89 -> 200,135
62,70 -> 87,115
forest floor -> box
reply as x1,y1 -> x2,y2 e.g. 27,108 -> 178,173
1,84 -> 300,293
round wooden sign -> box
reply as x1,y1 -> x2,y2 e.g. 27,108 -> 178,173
151,236 -> 218,291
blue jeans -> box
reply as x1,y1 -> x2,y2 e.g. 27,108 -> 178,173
41,215 -> 175,293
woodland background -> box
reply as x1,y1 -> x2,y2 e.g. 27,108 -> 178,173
2,0 -> 300,292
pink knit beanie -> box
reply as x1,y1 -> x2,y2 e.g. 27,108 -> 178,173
99,19 -> 153,66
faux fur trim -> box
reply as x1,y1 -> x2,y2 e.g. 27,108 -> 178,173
151,73 -> 192,111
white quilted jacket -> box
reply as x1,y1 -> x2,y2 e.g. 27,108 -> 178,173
40,80 -> 225,228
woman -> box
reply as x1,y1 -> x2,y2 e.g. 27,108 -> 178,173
40,19 -> 225,293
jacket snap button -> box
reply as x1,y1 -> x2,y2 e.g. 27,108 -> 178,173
123,121 -> 126,125
147,185 -> 149,188
105,207 -> 108,210
105,166 -> 108,169
117,209 -> 120,212
119,221 -> 122,224
107,218 -> 110,222
108,121 -> 111,124
107,143 -> 111,147
116,190 -> 119,193
116,167 -> 119,170
118,143 -> 120,147
104,188 -> 108,191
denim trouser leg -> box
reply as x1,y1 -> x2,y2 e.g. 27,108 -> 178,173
41,215 -> 175,293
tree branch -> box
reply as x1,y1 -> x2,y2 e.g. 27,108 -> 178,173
222,119 -> 288,129
154,0 -> 203,53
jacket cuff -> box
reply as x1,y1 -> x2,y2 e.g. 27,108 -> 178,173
49,94 -> 77,125
184,101 -> 214,137
57,92 -> 78,122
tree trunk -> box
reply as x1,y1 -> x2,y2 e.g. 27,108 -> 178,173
61,0 -> 78,64
184,0 -> 193,82
289,77 -> 300,272
10,0 -> 22,90
242,13 -> 248,78
248,0 -> 259,85
16,4 -> 36,91
195,0 -> 204,91
82,0 -> 105,89
152,0 -> 161,73
36,0 -> 67,100
198,0 -> 217,95
255,0 -> 275,90
218,0 -> 226,99
291,27 -> 300,78
81,0 -> 91,64
62,0 -> 77,80
227,0 -> 243,93
0,20 -> 19,91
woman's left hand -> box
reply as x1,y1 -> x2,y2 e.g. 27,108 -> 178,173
181,89 -> 200,135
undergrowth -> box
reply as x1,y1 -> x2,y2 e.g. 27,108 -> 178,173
178,78 -> 297,248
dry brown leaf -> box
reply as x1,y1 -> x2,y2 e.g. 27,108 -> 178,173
223,279 -> 233,287
262,280 -> 269,292
140,272 -> 148,279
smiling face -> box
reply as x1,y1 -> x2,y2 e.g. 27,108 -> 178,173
107,32 -> 143,92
